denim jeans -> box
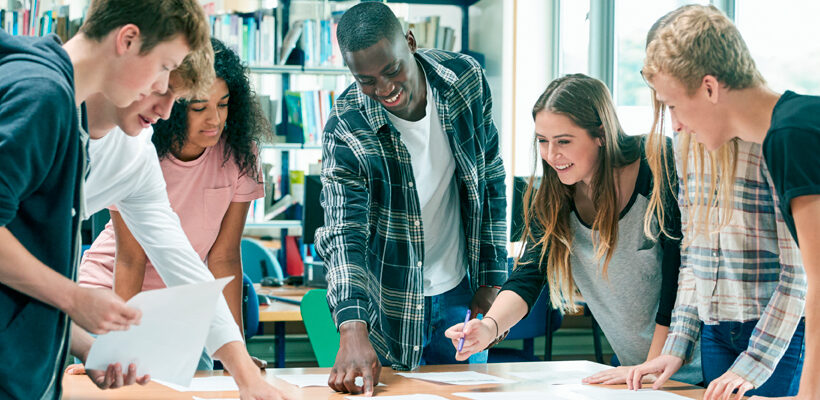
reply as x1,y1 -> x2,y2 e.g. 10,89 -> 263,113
379,276 -> 488,366
701,319 -> 804,396
197,349 -> 214,370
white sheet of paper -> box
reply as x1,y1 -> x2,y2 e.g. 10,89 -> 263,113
154,376 -> 239,392
346,395 -> 448,400
508,360 -> 614,384
276,374 -> 385,388
396,371 -> 515,385
453,390 -> 573,400
193,398 -> 237,400
85,277 -> 232,387
559,384 -> 693,399
455,385 -> 692,400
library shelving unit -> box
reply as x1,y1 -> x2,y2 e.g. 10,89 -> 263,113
246,0 -> 484,271
250,0 -> 483,208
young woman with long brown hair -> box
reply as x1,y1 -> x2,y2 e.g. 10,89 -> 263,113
445,73 -> 701,385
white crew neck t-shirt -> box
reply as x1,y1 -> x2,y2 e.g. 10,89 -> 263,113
387,82 -> 466,296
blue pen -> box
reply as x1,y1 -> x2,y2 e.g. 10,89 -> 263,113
456,309 -> 471,352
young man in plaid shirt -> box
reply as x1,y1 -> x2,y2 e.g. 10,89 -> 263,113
315,2 -> 507,396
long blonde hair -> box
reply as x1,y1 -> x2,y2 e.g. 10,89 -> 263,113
643,5 -> 761,246
516,74 -> 640,313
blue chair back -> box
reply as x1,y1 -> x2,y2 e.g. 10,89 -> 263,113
241,238 -> 284,283
242,273 -> 260,340
505,286 -> 558,340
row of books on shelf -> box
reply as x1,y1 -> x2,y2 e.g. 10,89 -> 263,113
284,17 -> 344,68
247,169 -> 313,225
209,10 -> 277,66
0,4 -> 78,42
284,89 -> 335,146
405,16 -> 457,52
209,8 -> 344,68
208,9 -> 458,68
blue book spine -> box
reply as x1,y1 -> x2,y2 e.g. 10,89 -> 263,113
301,91 -> 313,143
322,20 -> 333,66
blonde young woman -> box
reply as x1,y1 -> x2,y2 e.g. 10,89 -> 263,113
445,74 -> 702,385
628,5 -> 808,400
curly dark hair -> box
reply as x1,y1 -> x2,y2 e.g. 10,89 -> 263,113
152,38 -> 271,181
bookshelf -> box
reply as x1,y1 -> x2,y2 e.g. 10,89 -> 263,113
246,0 -> 484,197
249,64 -> 348,75
0,1 -> 83,42
245,220 -> 303,229
262,143 -> 322,150
214,0 -> 485,270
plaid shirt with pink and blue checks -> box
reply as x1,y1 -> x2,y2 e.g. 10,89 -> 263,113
662,138 -> 806,388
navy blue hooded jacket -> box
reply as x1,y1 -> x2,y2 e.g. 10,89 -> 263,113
0,31 -> 84,399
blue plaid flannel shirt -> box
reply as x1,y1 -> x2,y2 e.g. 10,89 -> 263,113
315,49 -> 508,370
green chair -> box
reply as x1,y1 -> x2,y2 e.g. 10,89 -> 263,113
300,289 -> 340,367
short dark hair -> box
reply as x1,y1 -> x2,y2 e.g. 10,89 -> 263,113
337,2 -> 404,54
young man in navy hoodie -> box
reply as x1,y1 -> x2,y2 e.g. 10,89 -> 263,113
0,1 -> 209,398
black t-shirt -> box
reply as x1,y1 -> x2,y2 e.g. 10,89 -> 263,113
762,90 -> 820,245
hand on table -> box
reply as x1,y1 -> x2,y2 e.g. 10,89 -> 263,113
583,365 -> 656,385
328,322 -> 380,396
251,355 -> 268,369
239,377 -> 295,400
64,362 -> 150,389
627,354 -> 683,390
702,370 -> 755,400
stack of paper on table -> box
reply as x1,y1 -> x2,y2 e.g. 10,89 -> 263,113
507,360 -> 614,384
453,384 -> 692,399
85,277 -> 232,387
346,395 -> 448,400
396,371 -> 515,385
155,376 -> 239,392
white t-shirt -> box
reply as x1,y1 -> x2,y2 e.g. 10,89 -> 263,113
83,126 -> 243,355
387,82 -> 466,296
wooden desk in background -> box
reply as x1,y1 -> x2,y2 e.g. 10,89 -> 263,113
255,285 -> 311,368
62,362 -> 713,399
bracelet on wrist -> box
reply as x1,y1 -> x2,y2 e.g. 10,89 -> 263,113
481,316 -> 509,350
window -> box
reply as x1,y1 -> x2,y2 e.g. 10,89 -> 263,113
735,0 -> 820,94
614,0 -> 708,135
558,0 -> 590,76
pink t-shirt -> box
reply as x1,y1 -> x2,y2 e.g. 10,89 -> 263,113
79,139 -> 264,290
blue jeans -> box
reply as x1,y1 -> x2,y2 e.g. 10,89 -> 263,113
379,276 -> 488,366
701,319 -> 804,396
197,349 -> 214,370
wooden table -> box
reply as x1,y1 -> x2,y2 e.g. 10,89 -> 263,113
255,285 -> 311,368
62,362 -> 711,399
